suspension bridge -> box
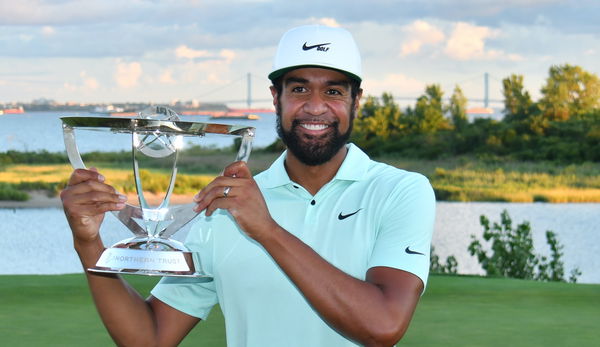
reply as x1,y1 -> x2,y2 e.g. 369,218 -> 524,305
196,72 -> 504,110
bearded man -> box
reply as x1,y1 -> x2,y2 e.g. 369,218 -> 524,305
61,25 -> 435,347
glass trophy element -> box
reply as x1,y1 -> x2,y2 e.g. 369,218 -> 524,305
61,106 -> 255,277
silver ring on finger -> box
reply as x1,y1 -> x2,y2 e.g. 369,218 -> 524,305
223,186 -> 231,198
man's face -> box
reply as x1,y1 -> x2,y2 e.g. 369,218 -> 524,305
271,68 -> 361,166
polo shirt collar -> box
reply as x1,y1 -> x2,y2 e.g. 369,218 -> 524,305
260,143 -> 370,189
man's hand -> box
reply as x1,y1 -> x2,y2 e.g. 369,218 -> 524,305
193,161 -> 279,241
60,168 -> 127,245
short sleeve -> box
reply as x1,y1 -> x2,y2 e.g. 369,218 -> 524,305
151,219 -> 219,320
367,173 -> 436,289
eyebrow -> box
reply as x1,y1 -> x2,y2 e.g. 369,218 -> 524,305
284,77 -> 351,89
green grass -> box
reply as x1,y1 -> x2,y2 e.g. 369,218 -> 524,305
4,151 -> 600,202
1,274 -> 598,346
376,155 -> 600,202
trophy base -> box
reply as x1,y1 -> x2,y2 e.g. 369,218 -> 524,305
88,237 -> 211,278
88,266 -> 207,278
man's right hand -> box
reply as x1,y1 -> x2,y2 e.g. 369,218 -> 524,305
60,168 -> 127,245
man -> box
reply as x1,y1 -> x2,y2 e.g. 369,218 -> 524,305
61,25 -> 435,347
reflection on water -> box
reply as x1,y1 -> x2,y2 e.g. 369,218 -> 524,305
0,112 -> 279,153
1,202 -> 598,284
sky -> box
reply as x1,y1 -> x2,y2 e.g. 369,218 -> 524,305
0,0 -> 598,109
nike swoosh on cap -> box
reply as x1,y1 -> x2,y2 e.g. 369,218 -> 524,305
302,42 -> 331,51
338,208 -> 362,220
405,247 -> 425,256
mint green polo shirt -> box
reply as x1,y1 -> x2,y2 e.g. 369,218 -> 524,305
151,143 -> 436,347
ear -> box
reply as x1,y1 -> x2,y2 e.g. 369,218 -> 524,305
354,88 -> 363,111
270,86 -> 278,108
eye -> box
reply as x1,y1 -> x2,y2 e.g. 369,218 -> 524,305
291,86 -> 307,93
326,88 -> 343,96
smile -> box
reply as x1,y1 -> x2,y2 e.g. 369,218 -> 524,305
300,123 -> 330,131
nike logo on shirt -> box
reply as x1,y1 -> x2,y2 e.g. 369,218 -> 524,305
405,247 -> 425,256
338,209 -> 362,220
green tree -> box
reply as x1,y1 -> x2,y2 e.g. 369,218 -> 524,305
538,64 -> 600,120
502,74 -> 534,121
410,84 -> 450,133
448,85 -> 468,130
352,93 -> 403,153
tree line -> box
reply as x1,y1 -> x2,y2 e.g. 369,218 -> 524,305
351,64 -> 600,163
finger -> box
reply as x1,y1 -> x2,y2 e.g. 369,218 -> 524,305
67,168 -> 105,186
67,189 -> 128,208
193,175 -> 238,202
223,161 -> 252,179
203,195 -> 231,217
61,179 -> 120,203
68,199 -> 127,218
193,182 -> 235,212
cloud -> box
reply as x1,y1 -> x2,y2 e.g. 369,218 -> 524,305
219,49 -> 236,64
41,26 -> 55,37
175,45 -> 236,64
62,71 -> 99,92
175,45 -> 211,60
312,17 -> 341,27
83,77 -> 99,90
115,61 -> 142,88
364,73 -> 425,96
159,69 -> 176,84
400,20 -> 445,56
444,22 -> 498,60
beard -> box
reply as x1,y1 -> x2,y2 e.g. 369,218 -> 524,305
276,102 -> 354,166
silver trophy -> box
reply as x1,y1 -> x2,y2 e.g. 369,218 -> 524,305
61,106 -> 255,277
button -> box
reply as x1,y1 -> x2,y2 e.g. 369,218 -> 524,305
310,200 -> 316,205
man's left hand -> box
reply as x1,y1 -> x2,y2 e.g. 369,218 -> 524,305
193,161 -> 279,241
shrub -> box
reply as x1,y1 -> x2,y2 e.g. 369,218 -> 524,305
0,183 -> 29,201
430,246 -> 458,274
468,210 -> 580,282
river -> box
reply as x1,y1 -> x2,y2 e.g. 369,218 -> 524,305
0,112 -> 598,283
0,202 -> 598,284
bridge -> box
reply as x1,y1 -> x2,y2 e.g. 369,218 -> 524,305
198,73 -> 504,109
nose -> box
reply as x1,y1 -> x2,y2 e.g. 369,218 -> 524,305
302,92 -> 328,116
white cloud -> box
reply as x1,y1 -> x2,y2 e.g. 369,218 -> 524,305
62,71 -> 99,92
175,46 -> 236,64
219,49 -> 236,64
400,20 -> 445,56
115,61 -> 142,88
41,26 -> 55,37
84,77 -> 99,90
313,17 -> 340,27
175,45 -> 211,59
159,69 -> 176,84
444,22 -> 499,60
363,73 -> 425,96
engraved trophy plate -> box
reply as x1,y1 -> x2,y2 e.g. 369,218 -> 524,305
61,106 -> 255,277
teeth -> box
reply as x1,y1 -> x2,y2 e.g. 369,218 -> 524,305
301,123 -> 328,131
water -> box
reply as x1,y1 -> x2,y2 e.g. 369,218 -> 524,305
0,111 -> 279,152
1,112 -> 599,284
1,202 -> 598,284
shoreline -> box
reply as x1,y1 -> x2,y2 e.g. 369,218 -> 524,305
3,191 -> 600,209
0,191 -> 198,209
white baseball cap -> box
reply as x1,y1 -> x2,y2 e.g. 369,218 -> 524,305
268,25 -> 362,82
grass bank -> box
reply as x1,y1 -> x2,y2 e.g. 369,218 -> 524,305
1,274 -> 598,346
378,155 -> 600,202
2,151 -> 600,202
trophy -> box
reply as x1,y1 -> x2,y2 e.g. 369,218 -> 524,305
61,106 -> 255,277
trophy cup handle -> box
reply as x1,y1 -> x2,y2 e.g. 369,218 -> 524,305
63,124 -> 147,237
